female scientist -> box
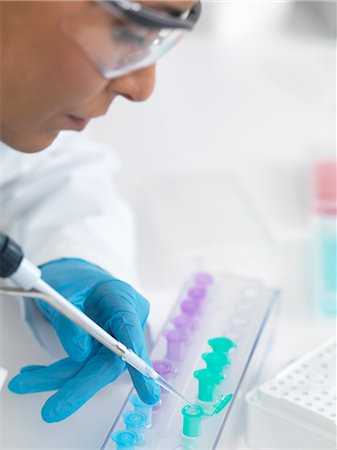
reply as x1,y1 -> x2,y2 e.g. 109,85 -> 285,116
0,0 -> 200,423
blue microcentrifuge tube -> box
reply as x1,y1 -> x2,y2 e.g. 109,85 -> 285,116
123,411 -> 147,440
110,430 -> 141,450
128,393 -> 153,428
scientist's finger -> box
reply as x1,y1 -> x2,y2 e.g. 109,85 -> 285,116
50,309 -> 93,362
20,365 -> 46,373
8,358 -> 83,393
105,310 -> 160,406
41,348 -> 125,423
34,294 -> 93,362
88,284 -> 160,404
84,281 -> 150,328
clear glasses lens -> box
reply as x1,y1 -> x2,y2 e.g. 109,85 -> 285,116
61,5 -> 186,79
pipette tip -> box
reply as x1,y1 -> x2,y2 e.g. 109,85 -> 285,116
155,375 -> 194,405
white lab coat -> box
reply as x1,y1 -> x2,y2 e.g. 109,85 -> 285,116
0,132 -> 137,359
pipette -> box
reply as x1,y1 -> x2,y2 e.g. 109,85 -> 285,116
0,233 -> 193,405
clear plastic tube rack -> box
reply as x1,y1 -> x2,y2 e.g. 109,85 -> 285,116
101,272 -> 278,450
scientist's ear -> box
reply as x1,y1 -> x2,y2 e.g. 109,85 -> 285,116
107,65 -> 156,102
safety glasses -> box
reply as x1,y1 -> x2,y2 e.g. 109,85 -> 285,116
61,0 -> 201,79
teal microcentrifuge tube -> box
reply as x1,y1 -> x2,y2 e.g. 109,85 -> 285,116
181,404 -> 204,438
208,337 -> 237,353
123,411 -> 147,437
202,351 -> 231,382
211,393 -> 233,415
110,430 -> 141,450
194,368 -> 219,402
128,393 -> 153,428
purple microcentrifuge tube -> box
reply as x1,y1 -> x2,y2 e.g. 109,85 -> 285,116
153,359 -> 177,379
171,314 -> 199,339
187,286 -> 207,302
180,299 -> 202,317
194,272 -> 214,287
153,359 -> 177,394
164,329 -> 188,360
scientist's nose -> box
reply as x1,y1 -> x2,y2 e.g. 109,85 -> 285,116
108,65 -> 156,102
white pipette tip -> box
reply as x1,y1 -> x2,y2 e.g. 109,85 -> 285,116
154,375 -> 194,406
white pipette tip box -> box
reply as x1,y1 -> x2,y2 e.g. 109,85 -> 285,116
0,367 -> 8,393
245,336 -> 336,449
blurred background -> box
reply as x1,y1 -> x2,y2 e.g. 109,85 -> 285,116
1,3 -> 335,450
87,0 -> 336,349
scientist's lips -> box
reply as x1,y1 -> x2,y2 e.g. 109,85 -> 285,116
66,115 -> 91,131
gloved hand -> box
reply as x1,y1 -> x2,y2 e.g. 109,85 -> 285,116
8,258 -> 160,423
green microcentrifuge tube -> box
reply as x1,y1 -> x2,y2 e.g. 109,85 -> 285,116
211,393 -> 233,415
194,368 -> 219,402
202,352 -> 231,382
181,404 -> 204,438
208,337 -> 237,353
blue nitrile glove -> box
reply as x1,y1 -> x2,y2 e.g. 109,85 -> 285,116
8,258 -> 160,423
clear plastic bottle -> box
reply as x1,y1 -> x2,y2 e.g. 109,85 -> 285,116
311,160 -> 337,315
